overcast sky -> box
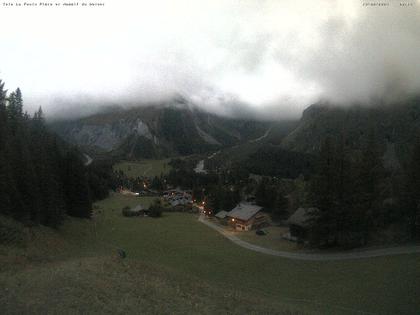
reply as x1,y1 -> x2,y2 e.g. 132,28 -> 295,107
0,0 -> 419,119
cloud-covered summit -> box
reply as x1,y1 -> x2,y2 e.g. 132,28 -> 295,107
0,0 -> 419,118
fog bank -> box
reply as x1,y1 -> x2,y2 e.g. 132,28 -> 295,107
0,0 -> 419,119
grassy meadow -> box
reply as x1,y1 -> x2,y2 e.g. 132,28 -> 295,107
1,193 -> 419,314
113,159 -> 171,178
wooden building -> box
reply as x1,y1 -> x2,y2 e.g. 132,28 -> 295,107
287,207 -> 316,241
226,203 -> 265,231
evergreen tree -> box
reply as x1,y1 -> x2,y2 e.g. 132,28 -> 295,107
0,80 -> 96,227
353,129 -> 385,241
15,88 -> 23,116
334,136 -> 361,246
402,137 -> 420,239
150,176 -> 164,191
0,154 -> 13,215
7,89 -> 23,135
62,150 -> 92,218
87,160 -> 117,202
0,80 -> 16,217
255,178 -> 270,208
273,189 -> 288,219
308,137 -> 339,247
309,132 -> 387,247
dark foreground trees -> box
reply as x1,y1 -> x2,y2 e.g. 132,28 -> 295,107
148,199 -> 163,217
401,137 -> 420,239
308,131 -> 420,247
0,80 -> 94,227
308,134 -> 387,248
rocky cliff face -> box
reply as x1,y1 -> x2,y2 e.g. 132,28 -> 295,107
49,100 -> 271,159
60,118 -> 155,152
280,97 -> 420,168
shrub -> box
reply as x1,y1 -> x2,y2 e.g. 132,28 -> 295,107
122,206 -> 138,217
0,216 -> 25,246
148,200 -> 163,218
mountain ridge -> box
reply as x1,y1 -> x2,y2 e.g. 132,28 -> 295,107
281,97 -> 420,168
49,99 -> 278,159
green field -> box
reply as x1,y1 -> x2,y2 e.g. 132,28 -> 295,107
1,193 -> 419,314
113,159 -> 171,178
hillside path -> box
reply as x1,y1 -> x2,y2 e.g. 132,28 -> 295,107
249,126 -> 272,143
198,215 -> 420,261
83,154 -> 93,166
143,165 -> 152,176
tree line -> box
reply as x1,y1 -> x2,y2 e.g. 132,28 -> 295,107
0,80 -> 113,227
164,131 -> 420,248
308,132 -> 420,247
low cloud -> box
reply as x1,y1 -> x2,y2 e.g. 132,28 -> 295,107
0,0 -> 419,119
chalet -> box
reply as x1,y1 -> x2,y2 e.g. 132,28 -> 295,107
286,207 -> 316,241
226,203 -> 266,231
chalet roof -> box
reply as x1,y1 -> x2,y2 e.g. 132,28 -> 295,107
163,189 -> 192,196
227,203 -> 262,221
287,207 -> 317,227
215,210 -> 228,219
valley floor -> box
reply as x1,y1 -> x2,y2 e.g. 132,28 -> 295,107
1,193 -> 419,314
113,159 -> 171,178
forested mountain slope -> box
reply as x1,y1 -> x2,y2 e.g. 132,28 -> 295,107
281,97 -> 420,168
0,81 -> 98,227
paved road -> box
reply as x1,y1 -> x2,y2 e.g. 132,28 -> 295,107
198,215 -> 420,261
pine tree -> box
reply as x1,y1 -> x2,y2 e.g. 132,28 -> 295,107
0,80 -> 98,227
353,129 -> 385,243
402,137 -> 420,239
334,135 -> 361,247
62,150 -> 92,218
308,137 -> 339,247
0,80 -> 8,153
0,153 -> 12,215
15,88 -> 23,116
273,189 -> 288,219
0,81 -> 14,217
255,177 -> 270,208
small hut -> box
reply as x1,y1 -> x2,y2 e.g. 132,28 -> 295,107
287,207 -> 316,240
122,204 -> 148,217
